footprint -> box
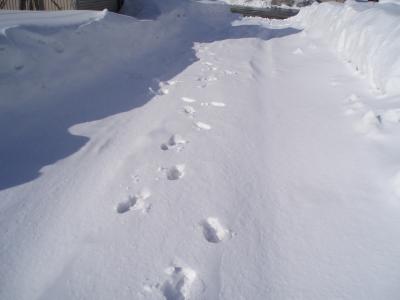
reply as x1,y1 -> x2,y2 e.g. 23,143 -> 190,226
149,86 -> 169,96
292,48 -> 304,55
116,188 -> 151,214
183,106 -> 196,116
161,134 -> 187,151
195,122 -> 211,130
210,102 -> 226,107
355,110 -> 381,134
116,200 -> 132,214
200,102 -> 226,107
169,134 -> 186,146
148,80 -> 173,96
206,76 -> 218,82
159,80 -> 181,93
166,80 -> 181,86
158,88 -> 170,95
182,97 -> 197,103
201,217 -> 229,243
161,266 -> 196,300
166,165 -> 185,180
161,144 -> 169,151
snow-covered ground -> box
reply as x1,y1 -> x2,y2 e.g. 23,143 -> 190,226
1,0 -> 400,299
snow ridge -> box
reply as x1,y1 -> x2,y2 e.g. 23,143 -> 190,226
296,1 -> 400,96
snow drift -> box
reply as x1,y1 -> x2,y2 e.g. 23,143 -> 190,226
296,1 -> 400,96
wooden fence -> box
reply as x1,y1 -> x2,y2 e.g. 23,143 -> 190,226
0,0 -> 120,11
0,0 -> 74,9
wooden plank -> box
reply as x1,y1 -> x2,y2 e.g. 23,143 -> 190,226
76,0 -> 119,11
230,5 -> 300,19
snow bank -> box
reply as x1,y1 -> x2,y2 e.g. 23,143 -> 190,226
0,10 -> 106,31
0,10 -> 106,76
295,1 -> 400,96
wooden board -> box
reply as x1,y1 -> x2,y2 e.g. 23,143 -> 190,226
230,5 -> 300,19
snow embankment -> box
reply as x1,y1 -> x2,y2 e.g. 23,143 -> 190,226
296,1 -> 400,96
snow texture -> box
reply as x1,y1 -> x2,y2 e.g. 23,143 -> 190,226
295,1 -> 400,96
1,0 -> 400,299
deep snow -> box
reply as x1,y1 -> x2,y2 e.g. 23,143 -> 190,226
1,0 -> 400,299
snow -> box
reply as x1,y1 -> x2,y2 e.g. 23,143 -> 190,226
295,1 -> 400,96
1,0 -> 400,299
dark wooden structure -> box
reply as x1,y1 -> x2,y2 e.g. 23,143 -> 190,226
230,5 -> 300,19
0,0 -> 121,11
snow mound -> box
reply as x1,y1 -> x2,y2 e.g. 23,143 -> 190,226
295,1 -> 400,96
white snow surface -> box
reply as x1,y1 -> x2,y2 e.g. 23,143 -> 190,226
1,0 -> 400,299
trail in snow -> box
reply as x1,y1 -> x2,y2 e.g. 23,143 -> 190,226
2,1 -> 400,300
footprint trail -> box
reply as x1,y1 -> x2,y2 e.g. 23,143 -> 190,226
195,121 -> 211,130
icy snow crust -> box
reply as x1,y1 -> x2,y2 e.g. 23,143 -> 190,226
1,0 -> 400,299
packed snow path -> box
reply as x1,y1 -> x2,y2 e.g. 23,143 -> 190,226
1,2 -> 400,299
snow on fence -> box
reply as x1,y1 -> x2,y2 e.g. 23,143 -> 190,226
0,0 -> 120,11
296,1 -> 400,96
